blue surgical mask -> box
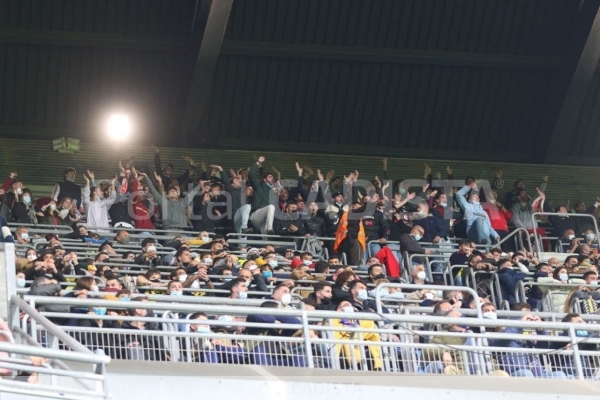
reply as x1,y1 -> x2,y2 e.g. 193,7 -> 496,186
357,290 -> 368,301
22,196 -> 31,204
576,330 -> 588,337
587,233 -> 596,241
302,259 -> 311,266
93,307 -> 106,316
413,234 -> 422,241
471,201 -> 479,205
119,297 -> 130,302
559,273 -> 569,281
262,271 -> 273,278
170,291 -> 183,296
21,233 -> 29,240
196,326 -> 211,334
440,202 -> 447,208
399,188 -> 406,195
268,260 -> 278,268
238,291 -> 248,300
16,278 -> 26,288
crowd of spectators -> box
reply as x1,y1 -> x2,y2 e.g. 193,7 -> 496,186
1,148 -> 600,378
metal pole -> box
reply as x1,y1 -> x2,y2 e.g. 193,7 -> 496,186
300,310 -> 315,368
568,325 -> 585,380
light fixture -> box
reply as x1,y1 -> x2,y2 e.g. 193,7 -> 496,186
106,114 -> 132,141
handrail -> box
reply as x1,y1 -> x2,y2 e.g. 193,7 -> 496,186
531,212 -> 600,258
496,227 -> 532,251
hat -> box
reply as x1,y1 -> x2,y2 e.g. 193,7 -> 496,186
87,264 -> 97,273
247,248 -> 260,257
255,258 -> 267,267
114,222 -> 134,229
162,163 -> 174,172
331,191 -> 342,198
290,258 -> 303,270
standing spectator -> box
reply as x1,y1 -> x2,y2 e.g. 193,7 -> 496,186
248,156 -> 276,234
497,258 -> 528,306
51,168 -> 82,211
82,171 -> 117,229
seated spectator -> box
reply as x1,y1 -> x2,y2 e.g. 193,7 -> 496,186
136,269 -> 166,295
529,263 -> 553,309
497,258 -> 528,306
557,228 -> 576,252
187,312 -> 248,364
483,190 -> 512,251
330,301 -> 383,371
271,284 -> 292,308
463,254 -> 495,299
583,270 -> 598,285
399,225 -> 434,265
366,264 -> 386,284
489,313 -> 566,378
538,267 -> 585,312
228,278 -> 249,300
119,298 -> 168,361
449,239 -> 475,286
404,264 -> 430,293
134,238 -> 160,267
308,282 -> 335,311
274,201 -> 305,237
331,270 -> 356,305
348,280 -> 388,313
549,313 -> 598,377
456,183 -> 499,245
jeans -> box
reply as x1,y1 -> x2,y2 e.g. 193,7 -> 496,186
249,205 -> 275,234
512,369 -> 567,379
234,204 -> 251,233
468,218 -> 491,245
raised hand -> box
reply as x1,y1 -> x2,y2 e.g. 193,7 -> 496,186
317,169 -> 324,182
86,170 -> 95,181
295,162 -> 303,177
183,156 -> 195,166
131,167 -> 138,179
118,161 -> 125,172
229,168 -> 237,178
435,172 -> 442,180
469,182 -> 478,190
201,161 -> 207,172
496,169 -> 503,179
111,175 -> 118,186
382,181 -> 390,191
153,171 -> 162,183
373,176 -> 381,188
382,158 -> 388,170
151,144 -> 159,153
272,166 -> 281,181
304,166 -> 313,177
430,190 -> 438,198
446,166 -> 453,175
422,182 -> 430,192
424,163 -> 432,176
542,175 -> 549,183
83,174 -> 90,186
209,165 -> 223,172
326,169 -> 335,182
9,171 -> 18,179
407,192 -> 416,201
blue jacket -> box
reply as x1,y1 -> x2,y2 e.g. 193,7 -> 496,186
414,215 -> 445,243
455,186 -> 498,239
498,268 -> 528,306
0,216 -> 14,243
488,326 -> 548,376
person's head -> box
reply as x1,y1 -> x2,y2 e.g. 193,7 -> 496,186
458,239 -> 472,255
115,230 -> 130,245
443,309 -> 465,332
94,252 -> 110,265
176,248 -> 192,265
25,249 -> 37,262
435,193 -> 448,208
210,241 -> 224,255
170,267 -> 187,281
144,268 -> 162,282
128,297 -> 149,317
497,258 -> 512,270
229,278 -> 249,299
328,255 -> 340,266
553,266 -> 569,282
547,257 -> 560,269
516,188 -> 529,202
410,225 -> 424,241
58,197 -> 72,210
105,277 -> 122,290
348,280 -> 368,303
166,185 -> 180,200
10,179 -> 23,193
574,201 -> 586,213
166,280 -> 183,296
314,260 -> 329,274
116,289 -> 131,300
443,290 -> 463,304
336,301 -> 355,313
272,284 -> 291,305
432,300 -> 453,314
583,271 -> 598,285
300,252 -> 313,265
513,180 -> 525,190
238,269 -> 253,285
99,241 -> 115,255
511,302 -> 531,312
308,201 -> 319,214
562,313 -> 585,324
262,172 -> 274,185
367,264 -> 385,281
563,229 -> 576,240
278,188 -> 288,201
141,238 -> 156,252
63,167 -> 76,181
411,264 -> 427,282
565,255 -> 580,270
189,312 -> 212,333
15,227 -> 29,243
313,282 -> 332,304
468,254 -> 483,268
468,188 -> 480,204
75,276 -> 96,291
489,248 -> 502,261
335,270 -> 356,287
537,262 -> 553,275
481,302 -> 497,319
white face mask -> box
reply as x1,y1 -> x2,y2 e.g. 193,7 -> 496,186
27,254 -> 37,261
471,201 -> 479,205
16,278 -> 26,288
201,236 -> 210,243
238,291 -> 248,300
417,271 -> 427,281
147,245 -> 156,253
91,285 -> 99,292
342,306 -> 354,313
268,260 -> 278,268
483,311 -> 497,320
203,257 -> 213,265
559,273 -> 569,281
281,293 -> 292,305
424,292 -> 434,300
587,233 -> 596,241
15,188 -> 22,195
178,274 -> 188,283
568,234 -> 575,240
413,234 -> 422,241
439,202 -> 447,208
302,259 -> 311,266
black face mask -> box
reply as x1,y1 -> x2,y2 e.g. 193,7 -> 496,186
150,279 -> 161,283
321,297 -> 332,305
374,273 -> 385,280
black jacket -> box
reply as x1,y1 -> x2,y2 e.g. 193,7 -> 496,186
303,212 -> 326,237
362,210 -> 389,242
274,212 -> 305,237
57,180 -> 82,208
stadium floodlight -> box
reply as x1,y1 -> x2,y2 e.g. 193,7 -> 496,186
106,114 -> 132,141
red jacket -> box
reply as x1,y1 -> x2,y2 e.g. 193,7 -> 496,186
131,180 -> 154,230
484,204 -> 512,232
375,246 -> 401,278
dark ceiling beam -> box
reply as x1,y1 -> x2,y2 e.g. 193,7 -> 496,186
179,0 -> 233,147
0,28 -> 191,52
221,40 -> 560,70
540,0 -> 600,164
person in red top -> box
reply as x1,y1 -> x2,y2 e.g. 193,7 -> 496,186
483,190 -> 513,252
130,170 -> 155,231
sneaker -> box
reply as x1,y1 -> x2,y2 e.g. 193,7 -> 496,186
242,228 -> 254,234
267,229 -> 275,235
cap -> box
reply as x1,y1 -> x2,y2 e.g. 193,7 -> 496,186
290,258 -> 303,269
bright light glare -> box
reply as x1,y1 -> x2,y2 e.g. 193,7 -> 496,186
106,114 -> 132,141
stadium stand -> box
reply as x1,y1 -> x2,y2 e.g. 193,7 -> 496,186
2,147 -> 600,393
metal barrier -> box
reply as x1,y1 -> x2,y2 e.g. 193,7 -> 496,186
19,295 -> 600,379
8,222 -> 73,236
531,212 -> 600,258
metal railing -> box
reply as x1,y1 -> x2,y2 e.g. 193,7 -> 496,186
531,212 -> 600,257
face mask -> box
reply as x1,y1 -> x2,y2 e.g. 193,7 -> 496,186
587,233 -> 596,241
342,306 -> 354,313
170,291 -> 183,296
21,233 -> 29,240
413,234 -> 422,241
281,293 -> 292,305
224,277 -> 232,282
204,258 -> 213,265
417,211 -> 425,217
592,280 -> 599,285
147,245 -> 156,252
178,274 -> 188,283
196,326 -> 211,334
576,330 -> 588,337
91,285 -> 99,292
399,188 -> 406,195
16,188 -> 22,195
244,280 -> 250,287
559,273 -> 569,281
50,204 -> 57,211
568,234 -> 575,240
320,297 -> 332,305
440,202 -> 447,208
302,259 -> 312,266
357,290 -> 368,301
16,278 -> 26,288
266,183 -> 273,188
425,292 -> 434,300
119,238 -> 130,245
483,311 -> 497,320
93,307 -> 107,316
201,237 -> 210,243
22,196 -> 31,204
417,271 -> 427,281
471,201 -> 479,205
268,260 -> 278,268
379,288 -> 388,297
27,254 -> 36,261
435,290 -> 443,298
119,297 -> 130,302
238,291 -> 248,300
374,273 -> 385,280
262,271 -> 273,279
457,293 -> 463,300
